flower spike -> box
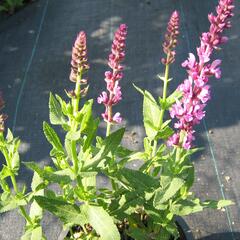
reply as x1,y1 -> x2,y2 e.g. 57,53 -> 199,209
70,31 -> 89,83
161,10 -> 180,65
98,24 -> 127,128
168,0 -> 234,149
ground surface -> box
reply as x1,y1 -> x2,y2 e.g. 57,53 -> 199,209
0,0 -> 239,239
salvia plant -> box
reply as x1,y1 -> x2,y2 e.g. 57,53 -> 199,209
0,0 -> 235,239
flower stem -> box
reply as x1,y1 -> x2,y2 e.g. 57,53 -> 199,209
106,122 -> 111,137
176,131 -> 185,163
152,62 -> 170,157
106,96 -> 113,137
71,71 -> 82,175
0,137 -> 32,225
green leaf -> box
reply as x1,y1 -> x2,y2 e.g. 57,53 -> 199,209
133,83 -> 144,95
202,199 -> 233,209
29,173 -> 44,221
21,226 -> 45,240
11,151 -> 20,172
0,165 -> 12,179
84,128 -> 125,170
49,93 -> 67,125
165,90 -> 182,109
126,228 -> 148,240
83,118 -> 100,152
116,168 -> 159,193
118,151 -> 148,168
79,99 -> 93,133
0,178 -> 10,192
154,178 -> 185,207
6,129 -> 14,142
81,204 -> 120,240
0,194 -> 27,213
24,162 -> 71,185
34,196 -> 87,227
66,130 -> 81,141
110,192 -> 144,217
170,198 -> 203,216
143,91 -> 161,140
43,122 -> 64,152
154,126 -> 174,140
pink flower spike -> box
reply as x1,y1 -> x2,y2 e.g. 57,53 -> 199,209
98,24 -> 127,124
168,0 -> 234,149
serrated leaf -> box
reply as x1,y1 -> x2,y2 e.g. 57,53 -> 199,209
0,195 -> 27,213
202,199 -> 233,209
126,228 -> 148,240
154,178 -> 185,207
12,151 -> 20,172
170,198 -> 203,216
0,178 -> 10,192
78,99 -> 93,133
49,93 -> 67,125
84,128 -> 125,170
0,165 -> 12,179
81,204 -> 120,240
24,162 -> 71,185
29,172 -> 44,220
83,118 -> 100,152
43,122 -> 64,152
34,196 -> 87,227
155,126 -> 174,140
116,168 -> 159,193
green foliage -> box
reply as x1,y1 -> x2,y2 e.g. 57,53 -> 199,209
49,93 -> 67,125
0,20 -> 234,239
81,204 -> 120,240
0,0 -> 24,14
143,91 -> 161,140
34,196 -> 87,227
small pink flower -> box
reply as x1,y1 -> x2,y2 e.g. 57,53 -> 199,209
167,133 -> 180,147
97,91 -> 108,105
112,112 -> 122,123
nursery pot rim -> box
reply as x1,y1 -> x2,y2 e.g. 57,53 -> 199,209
57,216 -> 194,240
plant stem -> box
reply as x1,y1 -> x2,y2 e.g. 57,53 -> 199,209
106,121 -> 111,137
0,139 -> 32,225
71,71 -> 82,175
106,102 -> 113,137
152,63 -> 170,157
176,131 -> 184,163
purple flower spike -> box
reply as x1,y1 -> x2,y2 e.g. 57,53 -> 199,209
168,0 -> 234,149
161,11 -> 180,65
98,24 -> 127,124
70,31 -> 89,83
